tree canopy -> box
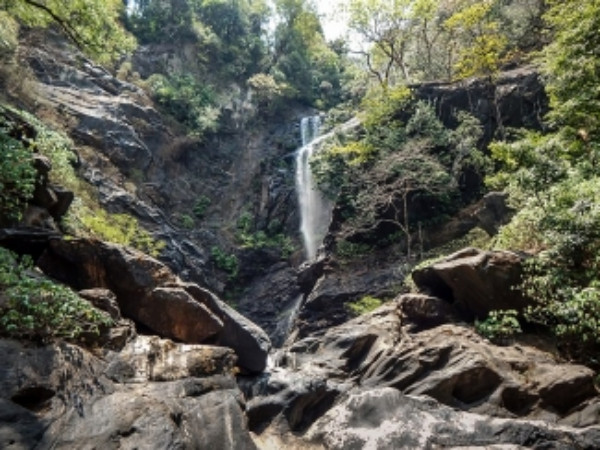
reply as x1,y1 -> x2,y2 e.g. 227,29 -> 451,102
1,0 -> 135,63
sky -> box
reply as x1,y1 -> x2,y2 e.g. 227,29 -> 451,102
315,0 -> 349,41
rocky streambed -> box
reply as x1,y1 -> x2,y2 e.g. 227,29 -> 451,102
1,236 -> 600,449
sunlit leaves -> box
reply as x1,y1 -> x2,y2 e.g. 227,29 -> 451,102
4,0 -> 136,64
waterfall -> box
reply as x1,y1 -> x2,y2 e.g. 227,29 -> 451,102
295,116 -> 333,261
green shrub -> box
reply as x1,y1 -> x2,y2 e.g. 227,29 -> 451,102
0,248 -> 113,343
235,212 -> 296,258
180,214 -> 195,229
145,74 -> 218,137
193,195 -> 211,219
0,129 -> 35,224
211,246 -> 238,279
475,309 -> 522,344
347,296 -> 383,316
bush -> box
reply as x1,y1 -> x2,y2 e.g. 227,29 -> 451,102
0,129 -> 35,225
0,248 -> 113,343
193,195 -> 211,219
475,309 -> 522,344
145,74 -> 218,137
347,296 -> 383,316
211,246 -> 238,279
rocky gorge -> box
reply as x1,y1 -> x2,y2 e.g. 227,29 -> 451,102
1,26 -> 600,450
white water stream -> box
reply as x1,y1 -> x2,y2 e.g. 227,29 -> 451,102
295,116 -> 333,261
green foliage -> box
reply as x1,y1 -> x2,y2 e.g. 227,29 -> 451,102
485,1 -> 600,365
0,128 -> 35,225
235,211 -> 295,258
271,0 -> 350,107
79,210 -> 165,257
335,240 -> 372,260
3,0 -> 136,64
126,0 -> 269,78
180,214 -> 195,230
193,195 -> 211,219
145,74 -> 219,137
0,247 -> 113,342
445,0 -> 508,79
542,0 -> 600,151
347,295 -> 383,316
475,309 -> 522,344
211,246 -> 238,279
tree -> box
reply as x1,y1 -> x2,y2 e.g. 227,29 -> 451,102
271,0 -> 346,106
542,0 -> 600,157
1,0 -> 136,63
346,0 -> 415,86
444,0 -> 507,80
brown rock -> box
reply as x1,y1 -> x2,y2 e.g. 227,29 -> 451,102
395,293 -> 454,330
141,287 -> 223,343
412,247 -> 528,320
37,238 -> 270,372
79,288 -> 121,320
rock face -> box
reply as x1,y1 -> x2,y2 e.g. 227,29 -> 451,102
0,337 -> 256,450
412,247 -> 528,319
37,237 -> 271,373
245,300 -> 600,445
306,388 -> 600,450
414,66 -> 548,147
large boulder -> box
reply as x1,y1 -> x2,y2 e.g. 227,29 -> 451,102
0,337 -> 256,449
412,247 -> 528,320
38,238 -> 270,373
181,283 -> 272,373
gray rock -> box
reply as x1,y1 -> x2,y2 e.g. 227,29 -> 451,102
306,387 -> 600,449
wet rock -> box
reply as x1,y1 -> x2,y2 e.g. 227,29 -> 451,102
414,66 -> 548,148
305,388 -> 600,449
236,264 -> 302,347
412,247 -> 528,320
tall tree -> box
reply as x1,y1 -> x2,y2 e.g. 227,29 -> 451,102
1,0 -> 136,63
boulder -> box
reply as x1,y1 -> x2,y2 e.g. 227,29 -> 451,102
395,293 -> 454,330
143,287 -> 223,344
78,288 -> 121,320
38,238 -> 270,373
412,247 -> 528,320
182,283 -> 271,373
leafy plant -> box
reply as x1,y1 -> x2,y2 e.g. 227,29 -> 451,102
79,210 -> 165,257
193,195 -> 211,219
211,246 -> 238,279
180,214 -> 195,230
0,247 -> 113,343
347,295 -> 383,316
0,128 -> 36,225
475,309 -> 522,344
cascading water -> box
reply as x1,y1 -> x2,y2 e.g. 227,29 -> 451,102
295,116 -> 333,261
